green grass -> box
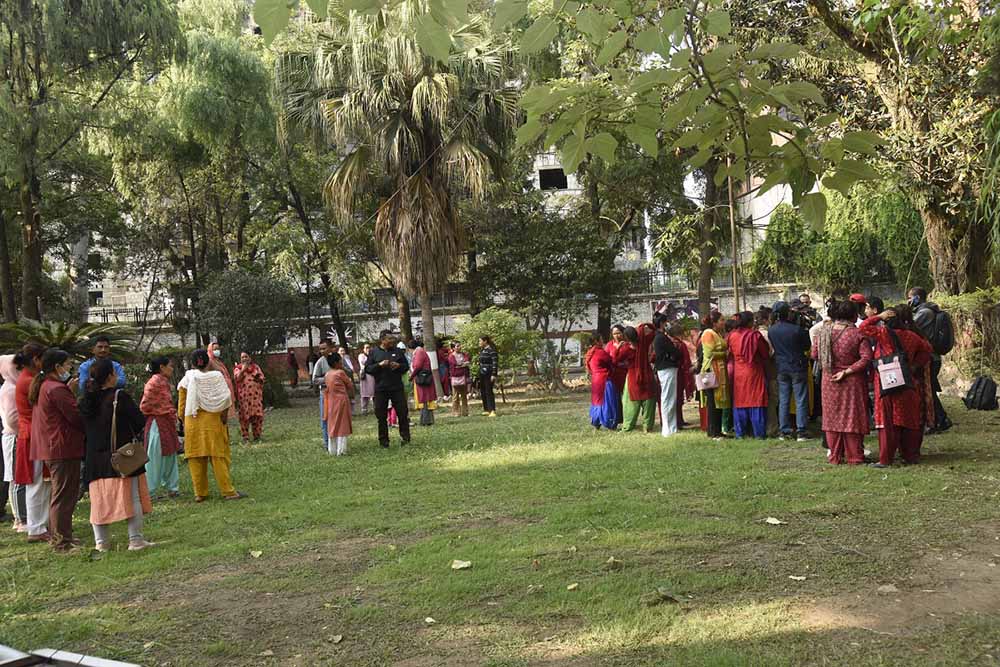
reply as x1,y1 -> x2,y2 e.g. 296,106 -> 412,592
1,393 -> 999,666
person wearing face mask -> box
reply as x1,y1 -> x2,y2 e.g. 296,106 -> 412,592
28,349 -> 84,551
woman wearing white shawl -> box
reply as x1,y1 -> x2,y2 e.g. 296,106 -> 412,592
178,350 -> 246,502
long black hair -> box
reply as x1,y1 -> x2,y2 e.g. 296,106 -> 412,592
85,358 -> 116,394
191,349 -> 211,370
148,355 -> 171,375
29,348 -> 69,405
14,342 -> 45,371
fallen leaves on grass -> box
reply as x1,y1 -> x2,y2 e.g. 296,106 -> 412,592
877,584 -> 900,594
249,550 -> 263,559
451,560 -> 472,570
789,575 -> 807,581
764,517 -> 787,525
604,556 -> 624,571
566,583 -> 579,591
641,587 -> 682,606
424,617 -> 436,625
331,635 -> 344,644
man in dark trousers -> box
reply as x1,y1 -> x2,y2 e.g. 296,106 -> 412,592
364,330 -> 411,448
910,287 -> 953,433
768,301 -> 813,441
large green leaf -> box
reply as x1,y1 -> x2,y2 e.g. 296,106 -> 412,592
630,68 -> 685,94
494,0 -> 527,28
842,130 -> 886,156
561,129 -> 588,174
575,8 -> 610,43
586,132 -> 618,164
415,15 -> 452,63
625,123 -> 658,156
703,10 -> 731,37
516,118 -> 545,147
522,17 -> 559,54
304,0 -> 329,18
837,158 -> 880,181
819,138 -> 844,165
634,27 -> 669,58
799,192 -> 828,231
661,8 -> 686,44
596,29 -> 628,65
252,0 -> 291,44
701,44 -> 737,73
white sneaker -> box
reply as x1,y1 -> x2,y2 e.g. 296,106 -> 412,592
128,539 -> 156,552
95,541 -> 111,553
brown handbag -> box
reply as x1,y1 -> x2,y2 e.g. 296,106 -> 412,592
111,390 -> 148,477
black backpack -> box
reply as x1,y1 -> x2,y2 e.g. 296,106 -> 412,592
963,376 -> 998,411
926,307 -> 955,355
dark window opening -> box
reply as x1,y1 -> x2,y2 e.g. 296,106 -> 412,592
87,253 -> 103,273
539,168 -> 568,191
88,290 -> 103,307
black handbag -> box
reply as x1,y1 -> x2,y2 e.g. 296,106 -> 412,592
414,369 -> 434,386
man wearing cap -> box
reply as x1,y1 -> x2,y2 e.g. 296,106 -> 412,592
767,301 -> 813,441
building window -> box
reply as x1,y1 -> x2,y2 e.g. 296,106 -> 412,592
88,290 -> 103,307
538,168 -> 568,191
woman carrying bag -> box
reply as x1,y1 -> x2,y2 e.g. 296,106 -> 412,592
81,358 -> 155,552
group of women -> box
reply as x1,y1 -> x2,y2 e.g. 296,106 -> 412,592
695,299 -> 936,467
585,323 -> 695,433
0,345 -> 259,553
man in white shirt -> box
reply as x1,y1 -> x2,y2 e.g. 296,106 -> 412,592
312,339 -> 333,449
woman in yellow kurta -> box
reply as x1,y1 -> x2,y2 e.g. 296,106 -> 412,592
699,312 -> 731,439
178,350 -> 246,502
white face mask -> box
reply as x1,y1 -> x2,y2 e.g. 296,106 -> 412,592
213,350 -> 221,358
58,370 -> 71,382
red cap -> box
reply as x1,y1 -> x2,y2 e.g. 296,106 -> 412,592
849,293 -> 866,304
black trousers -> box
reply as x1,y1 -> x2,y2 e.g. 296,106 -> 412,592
704,390 -> 722,438
480,375 -> 496,412
930,358 -> 950,427
374,388 -> 410,446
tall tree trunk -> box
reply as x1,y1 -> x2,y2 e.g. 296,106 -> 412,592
397,294 -> 413,343
305,263 -> 314,351
19,174 -> 43,321
319,272 -> 348,347
921,202 -> 987,295
698,161 -> 722,317
418,288 -> 444,398
466,245 -> 480,316
586,164 -> 614,338
0,208 -> 18,322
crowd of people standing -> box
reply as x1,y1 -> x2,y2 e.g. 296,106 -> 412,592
585,288 -> 954,469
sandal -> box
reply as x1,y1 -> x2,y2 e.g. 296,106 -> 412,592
224,491 -> 248,501
194,496 -> 207,503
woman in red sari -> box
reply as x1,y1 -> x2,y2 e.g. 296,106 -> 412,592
727,312 -> 769,439
812,300 -> 873,465
586,334 -> 618,430
859,306 -> 934,467
605,324 -> 633,426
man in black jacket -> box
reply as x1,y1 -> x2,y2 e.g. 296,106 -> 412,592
910,287 -> 953,432
364,330 -> 411,448
652,314 -> 680,437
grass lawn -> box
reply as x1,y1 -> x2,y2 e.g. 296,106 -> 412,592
1,391 -> 999,666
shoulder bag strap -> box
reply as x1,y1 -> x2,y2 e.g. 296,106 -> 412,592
886,328 -> 908,363
111,389 -> 120,453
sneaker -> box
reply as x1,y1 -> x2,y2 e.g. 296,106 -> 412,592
488,411 -> 497,418
868,462 -> 889,469
778,434 -> 790,441
95,542 -> 111,553
128,539 -> 156,552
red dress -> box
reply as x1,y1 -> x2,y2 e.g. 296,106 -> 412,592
436,348 -> 452,395
626,324 -> 657,402
14,368 -> 39,485
727,328 -> 768,408
812,324 -> 872,435
586,346 -> 613,406
410,347 -> 437,406
604,341 -> 633,394
858,317 -> 933,431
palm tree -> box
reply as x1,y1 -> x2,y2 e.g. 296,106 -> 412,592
277,1 -> 518,393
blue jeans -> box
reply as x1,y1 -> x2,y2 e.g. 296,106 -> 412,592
320,393 -> 329,448
777,370 -> 809,434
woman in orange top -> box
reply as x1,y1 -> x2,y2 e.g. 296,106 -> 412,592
324,352 -> 355,456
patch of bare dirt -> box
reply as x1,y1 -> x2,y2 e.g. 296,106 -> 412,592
800,525 -> 1000,635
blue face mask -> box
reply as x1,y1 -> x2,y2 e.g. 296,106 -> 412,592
910,295 -> 920,307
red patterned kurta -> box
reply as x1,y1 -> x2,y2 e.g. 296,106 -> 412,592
811,324 -> 873,435
410,347 -> 438,405
605,341 -> 634,394
140,373 -> 181,456
858,317 -> 933,431
727,328 -> 768,408
627,324 -> 657,402
234,363 -> 265,419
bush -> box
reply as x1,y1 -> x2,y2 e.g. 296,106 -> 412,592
454,307 -> 541,379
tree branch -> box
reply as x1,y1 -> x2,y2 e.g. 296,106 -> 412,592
806,0 -> 888,65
